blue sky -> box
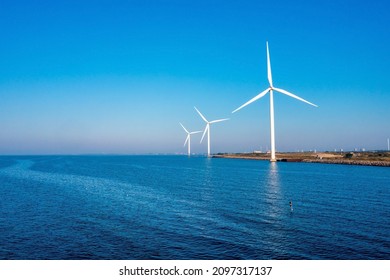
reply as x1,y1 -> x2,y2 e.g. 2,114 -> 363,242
0,0 -> 389,154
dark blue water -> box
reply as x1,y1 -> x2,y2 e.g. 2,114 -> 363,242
0,156 -> 389,260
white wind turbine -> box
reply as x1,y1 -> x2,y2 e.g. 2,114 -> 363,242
232,41 -> 318,162
179,123 -> 202,156
194,107 -> 229,157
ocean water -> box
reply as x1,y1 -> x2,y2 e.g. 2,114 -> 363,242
0,155 -> 389,260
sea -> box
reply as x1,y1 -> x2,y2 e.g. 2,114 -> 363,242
0,155 -> 389,260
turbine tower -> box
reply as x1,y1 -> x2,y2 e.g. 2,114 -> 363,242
232,41 -> 318,162
194,107 -> 229,157
179,123 -> 202,156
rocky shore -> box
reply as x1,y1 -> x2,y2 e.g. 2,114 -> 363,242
213,152 -> 390,167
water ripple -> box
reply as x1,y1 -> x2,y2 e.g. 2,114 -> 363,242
0,156 -> 389,259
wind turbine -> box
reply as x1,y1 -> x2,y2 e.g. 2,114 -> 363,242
232,41 -> 318,162
194,107 -> 229,157
179,123 -> 202,156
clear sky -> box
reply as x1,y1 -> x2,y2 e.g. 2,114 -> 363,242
0,0 -> 389,155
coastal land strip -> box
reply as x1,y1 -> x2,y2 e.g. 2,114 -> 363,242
213,152 -> 390,167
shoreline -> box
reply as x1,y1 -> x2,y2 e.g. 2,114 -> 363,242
213,152 -> 390,167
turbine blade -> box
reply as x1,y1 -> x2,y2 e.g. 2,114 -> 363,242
210,118 -> 229,124
273,87 -> 318,107
190,131 -> 203,134
184,135 -> 189,147
232,88 -> 270,113
200,125 -> 208,143
179,122 -> 189,133
194,107 -> 208,123
267,41 -> 273,87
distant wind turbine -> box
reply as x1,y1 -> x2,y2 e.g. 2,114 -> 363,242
194,107 -> 229,157
179,123 -> 202,156
232,41 -> 318,162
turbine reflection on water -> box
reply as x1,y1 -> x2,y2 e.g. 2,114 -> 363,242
264,162 -> 283,219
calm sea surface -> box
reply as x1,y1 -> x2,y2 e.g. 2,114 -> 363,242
0,156 -> 389,260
